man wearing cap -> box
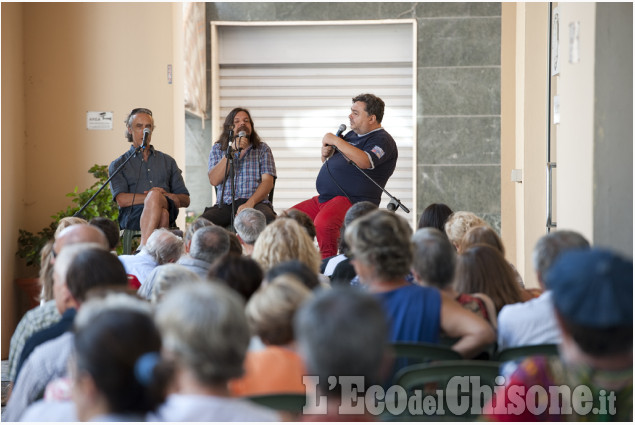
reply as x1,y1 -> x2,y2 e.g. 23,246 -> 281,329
109,108 -> 190,248
484,248 -> 633,421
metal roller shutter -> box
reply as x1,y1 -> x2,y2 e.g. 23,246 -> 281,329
213,22 -> 415,221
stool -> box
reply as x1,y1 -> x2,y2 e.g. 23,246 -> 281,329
121,229 -> 142,255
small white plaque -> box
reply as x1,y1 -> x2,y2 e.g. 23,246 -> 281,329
551,7 -> 560,76
569,21 -> 581,64
87,111 -> 113,130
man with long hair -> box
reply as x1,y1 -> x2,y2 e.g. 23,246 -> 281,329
201,108 -> 277,227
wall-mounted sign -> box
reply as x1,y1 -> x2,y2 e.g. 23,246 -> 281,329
551,7 -> 560,76
87,111 -> 113,130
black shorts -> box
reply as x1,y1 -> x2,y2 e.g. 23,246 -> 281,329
118,195 -> 179,230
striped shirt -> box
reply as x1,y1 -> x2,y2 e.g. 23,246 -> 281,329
8,300 -> 61,382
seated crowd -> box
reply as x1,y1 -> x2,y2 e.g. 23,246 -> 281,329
4,202 -> 632,422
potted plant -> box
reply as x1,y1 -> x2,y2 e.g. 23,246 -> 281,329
15,165 -> 119,304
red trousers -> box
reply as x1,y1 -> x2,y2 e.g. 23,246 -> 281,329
291,196 -> 352,259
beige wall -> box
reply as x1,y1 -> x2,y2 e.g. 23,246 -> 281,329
501,3 -> 550,288
555,3 -> 596,242
2,3 -> 27,359
2,3 -> 183,358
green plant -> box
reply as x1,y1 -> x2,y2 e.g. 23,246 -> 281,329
16,164 -> 119,268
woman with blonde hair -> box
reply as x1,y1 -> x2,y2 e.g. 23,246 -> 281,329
454,244 -> 525,314
230,275 -> 312,396
443,211 -> 487,249
252,218 -> 321,274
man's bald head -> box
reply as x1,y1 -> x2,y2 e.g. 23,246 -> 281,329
53,223 -> 109,257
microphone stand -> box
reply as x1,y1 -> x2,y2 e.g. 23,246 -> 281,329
225,130 -> 238,232
330,145 -> 410,214
74,144 -> 145,218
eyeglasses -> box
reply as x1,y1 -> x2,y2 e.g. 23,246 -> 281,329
130,108 -> 152,116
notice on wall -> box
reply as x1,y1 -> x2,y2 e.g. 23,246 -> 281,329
569,21 -> 581,64
551,7 -> 560,76
87,111 -> 113,130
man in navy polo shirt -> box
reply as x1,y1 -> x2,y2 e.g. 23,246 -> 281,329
292,93 -> 398,259
109,108 -> 190,248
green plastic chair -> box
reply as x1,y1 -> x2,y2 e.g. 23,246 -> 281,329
391,342 -> 463,363
395,360 -> 502,393
388,360 -> 502,421
246,393 -> 307,413
494,344 -> 559,362
121,229 -> 142,255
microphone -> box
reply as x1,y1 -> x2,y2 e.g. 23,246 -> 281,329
142,128 -> 150,149
236,131 -> 246,151
335,124 -> 346,138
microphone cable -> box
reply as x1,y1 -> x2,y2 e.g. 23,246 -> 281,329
325,154 -> 352,204
129,148 -> 145,211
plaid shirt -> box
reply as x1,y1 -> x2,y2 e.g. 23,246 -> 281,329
8,300 -> 61,382
208,142 -> 276,205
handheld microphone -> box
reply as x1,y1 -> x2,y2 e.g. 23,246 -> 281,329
142,128 -> 151,149
236,131 -> 246,151
335,124 -> 346,138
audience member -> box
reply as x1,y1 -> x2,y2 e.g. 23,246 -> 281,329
321,201 -> 377,285
454,244 -> 526,314
225,229 -> 243,256
444,211 -> 488,249
264,260 -> 321,291
208,253 -> 264,302
183,216 -> 214,253
459,225 -> 527,289
137,226 -> 227,299
54,217 -> 89,237
88,216 -> 120,252
252,218 -> 321,275
71,297 -> 162,421
18,293 -> 157,422
176,225 -> 230,278
345,210 -> 495,359
147,264 -> 201,304
417,202 -> 453,231
280,209 -> 317,241
412,228 -> 497,329
119,228 -> 183,285
230,276 -> 312,396
38,216 -> 87,302
483,249 -> 632,421
7,223 -> 108,385
497,230 -> 590,351
296,287 -> 389,421
233,208 -> 267,255
149,282 -> 279,421
5,247 -> 129,421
